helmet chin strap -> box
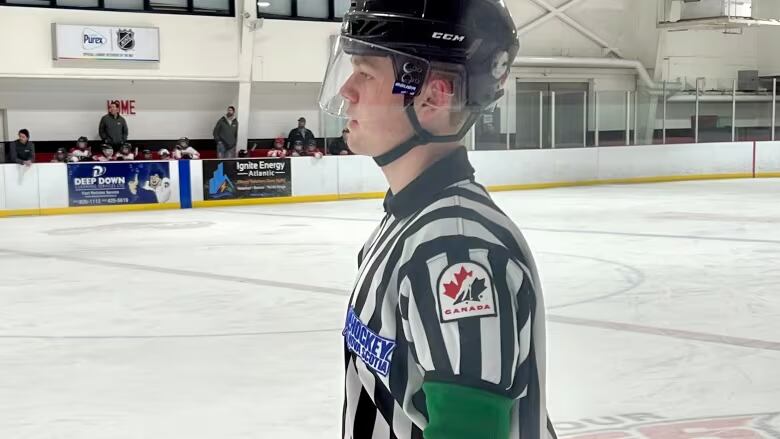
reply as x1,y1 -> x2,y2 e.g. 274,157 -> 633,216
372,105 -> 479,167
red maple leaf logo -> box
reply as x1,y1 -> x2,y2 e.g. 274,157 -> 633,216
443,266 -> 473,299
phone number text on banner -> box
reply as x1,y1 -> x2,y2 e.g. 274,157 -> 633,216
67,162 -> 172,207
203,158 -> 291,200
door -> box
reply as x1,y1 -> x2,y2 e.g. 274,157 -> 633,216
0,109 -> 6,163
515,82 -> 588,149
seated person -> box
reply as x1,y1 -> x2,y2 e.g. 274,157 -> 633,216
158,148 -> 172,160
238,149 -> 249,158
174,137 -> 201,159
115,143 -> 135,161
93,144 -> 115,162
289,140 -> 305,157
267,136 -> 288,158
69,136 -> 92,162
328,128 -> 351,155
50,148 -> 69,163
303,139 -> 323,158
142,149 -> 154,160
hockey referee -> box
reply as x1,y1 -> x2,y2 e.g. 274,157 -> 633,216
319,1 -> 557,438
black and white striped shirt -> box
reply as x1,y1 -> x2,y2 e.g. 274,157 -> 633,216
342,147 -> 556,439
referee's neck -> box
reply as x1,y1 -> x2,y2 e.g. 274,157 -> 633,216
381,142 -> 461,195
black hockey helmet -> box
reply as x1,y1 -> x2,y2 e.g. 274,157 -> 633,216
319,0 -> 518,166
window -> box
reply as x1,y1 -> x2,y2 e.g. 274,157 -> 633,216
57,0 -> 99,6
194,0 -> 230,13
6,0 -> 51,5
257,0 -> 291,16
104,0 -> 143,9
1,0 -> 232,15
334,0 -> 349,18
149,0 -> 187,9
297,1 -> 328,19
258,0 -> 348,21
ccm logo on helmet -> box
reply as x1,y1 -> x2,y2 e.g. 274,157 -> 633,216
432,32 -> 465,42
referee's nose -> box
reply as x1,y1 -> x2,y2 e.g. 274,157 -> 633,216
340,73 -> 359,106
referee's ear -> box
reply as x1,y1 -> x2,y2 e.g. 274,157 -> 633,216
415,75 -> 456,134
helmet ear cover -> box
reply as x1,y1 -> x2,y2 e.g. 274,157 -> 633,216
341,37 -> 430,99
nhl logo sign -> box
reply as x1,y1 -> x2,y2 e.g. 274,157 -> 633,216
117,29 -> 135,51
437,262 -> 497,322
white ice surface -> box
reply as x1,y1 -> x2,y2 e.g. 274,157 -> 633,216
1,179 -> 779,438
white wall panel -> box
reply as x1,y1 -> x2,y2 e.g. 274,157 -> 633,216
190,160 -> 204,202
0,165 -> 5,210
252,19 -> 340,83
336,156 -> 387,195
0,6 -> 239,80
755,141 -> 780,174
291,156 -> 339,196
37,163 -> 69,208
3,164 -> 41,210
469,148 -> 599,186
166,160 -> 181,203
0,79 -> 237,141
597,143 -> 753,180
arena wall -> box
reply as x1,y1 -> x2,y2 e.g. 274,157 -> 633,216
1,141 -> 778,217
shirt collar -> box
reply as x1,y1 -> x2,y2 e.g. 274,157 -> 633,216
383,146 -> 474,218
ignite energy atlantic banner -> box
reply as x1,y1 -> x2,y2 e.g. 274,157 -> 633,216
67,162 -> 172,207
203,158 -> 291,200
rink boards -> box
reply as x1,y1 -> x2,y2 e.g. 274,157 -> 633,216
1,141 -> 780,217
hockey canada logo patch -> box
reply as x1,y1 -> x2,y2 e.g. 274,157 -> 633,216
343,308 -> 396,377
437,262 -> 497,322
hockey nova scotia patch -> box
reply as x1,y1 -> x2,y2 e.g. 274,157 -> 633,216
437,262 -> 497,322
343,308 -> 396,377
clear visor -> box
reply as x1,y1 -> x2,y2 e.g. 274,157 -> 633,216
319,36 -> 432,119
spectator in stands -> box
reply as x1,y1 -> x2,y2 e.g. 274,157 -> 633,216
92,143 -> 114,162
304,139 -> 323,158
328,128 -> 351,155
51,148 -> 69,163
172,144 -> 183,159
10,129 -> 35,166
69,136 -> 92,162
290,140 -> 304,157
93,144 -> 115,162
213,106 -> 238,159
115,143 -> 135,161
142,149 -> 154,160
99,101 -> 129,148
287,117 -> 315,149
158,148 -> 172,160
174,137 -> 200,159
238,149 -> 249,158
267,136 -> 288,158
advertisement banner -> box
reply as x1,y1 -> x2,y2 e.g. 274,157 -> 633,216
203,159 -> 291,200
67,162 -> 172,207
53,24 -> 160,62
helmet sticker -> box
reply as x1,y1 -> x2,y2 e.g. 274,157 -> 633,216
392,58 -> 427,95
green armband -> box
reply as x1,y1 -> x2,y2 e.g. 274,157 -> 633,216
423,381 -> 515,439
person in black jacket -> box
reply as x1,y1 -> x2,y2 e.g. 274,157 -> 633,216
10,129 -> 35,166
328,128 -> 351,155
213,106 -> 238,158
286,117 -> 315,150
99,101 -> 129,148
